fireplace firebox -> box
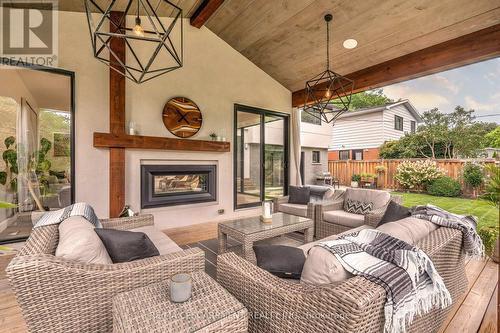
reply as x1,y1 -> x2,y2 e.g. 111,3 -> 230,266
141,164 -> 217,208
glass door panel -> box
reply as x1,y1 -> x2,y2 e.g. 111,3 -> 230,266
264,115 -> 285,199
235,110 -> 262,207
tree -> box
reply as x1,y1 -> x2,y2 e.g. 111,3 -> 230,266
348,89 -> 394,110
417,108 -> 449,158
484,127 -> 500,148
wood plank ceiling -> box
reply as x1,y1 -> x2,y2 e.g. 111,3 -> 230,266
206,0 -> 500,92
37,0 -> 204,17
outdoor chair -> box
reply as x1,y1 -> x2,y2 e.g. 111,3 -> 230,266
6,214 -> 205,333
315,188 -> 401,239
217,226 -> 467,333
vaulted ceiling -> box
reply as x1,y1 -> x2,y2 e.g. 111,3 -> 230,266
206,0 -> 500,92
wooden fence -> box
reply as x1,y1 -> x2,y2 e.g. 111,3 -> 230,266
328,159 -> 497,191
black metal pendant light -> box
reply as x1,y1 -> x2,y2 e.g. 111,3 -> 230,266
303,14 -> 354,124
84,0 -> 183,84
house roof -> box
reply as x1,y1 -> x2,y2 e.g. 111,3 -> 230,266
338,99 -> 423,122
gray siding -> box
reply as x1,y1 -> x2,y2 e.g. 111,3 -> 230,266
383,104 -> 418,140
330,111 -> 384,150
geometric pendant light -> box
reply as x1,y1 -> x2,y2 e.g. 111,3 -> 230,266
84,0 -> 183,84
303,14 -> 354,124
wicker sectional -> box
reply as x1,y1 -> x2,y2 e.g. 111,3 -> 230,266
6,215 -> 206,333
217,227 -> 468,333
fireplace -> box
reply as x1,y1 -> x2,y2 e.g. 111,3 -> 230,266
141,164 -> 217,208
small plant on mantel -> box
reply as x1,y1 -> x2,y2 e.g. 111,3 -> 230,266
209,133 -> 217,141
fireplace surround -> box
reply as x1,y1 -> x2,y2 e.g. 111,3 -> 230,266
141,164 -> 217,208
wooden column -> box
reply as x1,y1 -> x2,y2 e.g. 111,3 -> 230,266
109,11 -> 126,218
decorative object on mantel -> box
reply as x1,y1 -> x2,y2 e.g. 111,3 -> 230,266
170,273 -> 192,303
84,0 -> 183,83
303,13 -> 354,125
119,205 -> 137,218
163,97 -> 203,138
209,133 -> 217,141
260,201 -> 273,223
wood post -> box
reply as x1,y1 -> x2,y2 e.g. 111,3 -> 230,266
109,11 -> 126,218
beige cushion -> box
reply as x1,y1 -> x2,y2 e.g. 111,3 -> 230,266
278,203 -> 308,217
345,188 -> 391,210
300,226 -> 372,285
323,210 -> 365,228
131,226 -> 182,255
377,217 -> 438,245
56,216 -> 112,264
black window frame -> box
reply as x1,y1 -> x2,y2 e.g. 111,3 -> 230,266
410,120 -> 416,133
394,115 -> 404,131
0,57 -> 76,244
339,150 -> 350,160
312,150 -> 321,164
352,149 -> 364,161
233,104 -> 290,210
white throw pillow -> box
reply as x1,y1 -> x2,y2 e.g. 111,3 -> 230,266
55,216 -> 112,264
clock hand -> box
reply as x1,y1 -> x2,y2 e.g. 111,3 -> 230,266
175,109 -> 190,125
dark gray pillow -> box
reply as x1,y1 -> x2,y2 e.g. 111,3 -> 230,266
95,228 -> 159,263
253,245 -> 305,279
378,200 -> 411,226
288,185 -> 310,205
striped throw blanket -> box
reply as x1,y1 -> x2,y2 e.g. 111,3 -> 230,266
317,229 -> 451,333
411,204 -> 484,258
34,203 -> 102,228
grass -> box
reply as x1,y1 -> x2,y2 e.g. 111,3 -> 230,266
393,192 -> 499,230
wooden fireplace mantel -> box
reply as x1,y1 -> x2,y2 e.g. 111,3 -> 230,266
93,132 -> 230,152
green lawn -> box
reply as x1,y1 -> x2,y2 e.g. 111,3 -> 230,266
393,192 -> 499,230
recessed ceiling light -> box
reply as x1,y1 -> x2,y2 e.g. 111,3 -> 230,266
343,39 -> 358,49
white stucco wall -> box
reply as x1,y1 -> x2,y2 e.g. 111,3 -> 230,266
54,12 -> 291,229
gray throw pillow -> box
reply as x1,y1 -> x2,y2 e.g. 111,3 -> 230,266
95,228 -> 159,263
378,200 -> 411,226
288,185 -> 310,205
253,245 -> 305,279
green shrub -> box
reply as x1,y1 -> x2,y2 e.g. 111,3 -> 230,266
462,162 -> 484,189
482,164 -> 500,206
427,176 -> 461,197
395,160 -> 445,191
478,227 -> 498,257
351,174 -> 361,182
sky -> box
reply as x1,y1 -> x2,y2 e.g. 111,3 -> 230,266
381,57 -> 500,124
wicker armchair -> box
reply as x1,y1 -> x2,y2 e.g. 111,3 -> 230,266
272,196 -> 315,219
315,189 -> 402,239
217,227 -> 467,333
6,214 -> 205,333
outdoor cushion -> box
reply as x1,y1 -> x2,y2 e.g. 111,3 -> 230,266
278,203 -> 308,217
308,185 -> 335,202
345,188 -> 391,210
131,225 -> 182,255
288,185 -> 310,205
378,200 -> 411,226
377,217 -> 438,244
95,228 -> 159,263
344,198 -> 373,215
55,216 -> 112,264
299,226 -> 372,285
323,210 -> 365,228
253,245 -> 306,279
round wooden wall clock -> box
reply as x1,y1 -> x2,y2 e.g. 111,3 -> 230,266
162,97 -> 202,138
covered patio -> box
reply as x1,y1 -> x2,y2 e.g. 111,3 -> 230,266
0,0 -> 499,332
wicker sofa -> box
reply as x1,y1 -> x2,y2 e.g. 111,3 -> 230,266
6,214 -> 205,333
217,226 -> 467,333
315,188 -> 402,239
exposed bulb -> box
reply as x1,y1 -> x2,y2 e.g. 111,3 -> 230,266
133,17 -> 144,37
325,89 -> 331,98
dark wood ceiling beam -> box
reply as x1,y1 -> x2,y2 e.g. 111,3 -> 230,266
190,0 -> 225,28
292,23 -> 500,107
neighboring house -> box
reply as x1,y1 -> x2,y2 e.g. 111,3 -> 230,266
328,100 -> 422,160
300,109 -> 332,185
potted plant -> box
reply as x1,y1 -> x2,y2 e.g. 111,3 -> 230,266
375,165 -> 386,174
209,133 -> 217,141
351,174 -> 361,188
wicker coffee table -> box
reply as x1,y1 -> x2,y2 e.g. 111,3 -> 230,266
218,212 -> 314,262
112,271 -> 248,333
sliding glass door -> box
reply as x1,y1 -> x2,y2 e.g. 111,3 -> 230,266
234,105 -> 289,209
